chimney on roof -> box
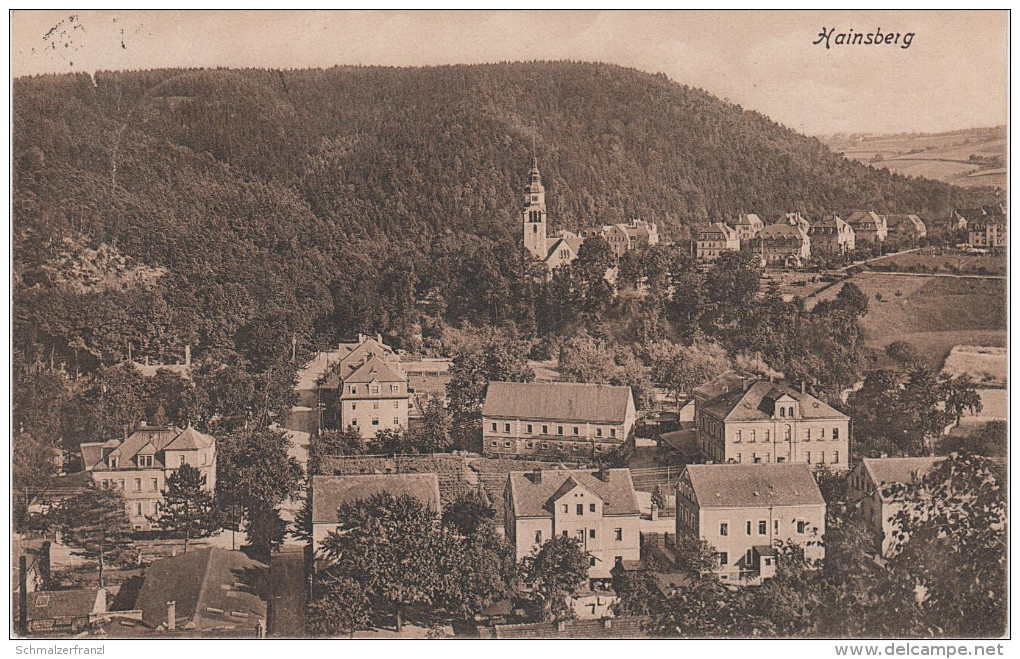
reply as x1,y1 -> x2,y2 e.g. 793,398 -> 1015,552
358,334 -> 366,344
801,381 -> 806,394
556,620 -> 566,632
185,344 -> 191,367
531,468 -> 542,485
598,467 -> 610,482
166,600 -> 176,631
95,588 -> 107,614
377,333 -> 383,344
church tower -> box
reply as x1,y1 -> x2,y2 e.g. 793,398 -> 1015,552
522,156 -> 548,261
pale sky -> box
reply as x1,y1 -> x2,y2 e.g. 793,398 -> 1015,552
11,9 -> 1008,135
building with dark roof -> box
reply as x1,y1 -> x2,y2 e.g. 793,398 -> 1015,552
808,213 -> 856,254
695,379 -> 849,470
79,422 -> 216,530
337,354 -> 412,438
481,381 -> 636,459
696,222 -> 740,262
886,214 -> 927,240
846,211 -> 889,243
504,468 -> 640,584
846,457 -> 944,556
732,213 -> 765,243
310,473 -> 442,556
676,463 -> 825,583
16,588 -> 108,635
133,548 -> 266,636
751,222 -> 811,267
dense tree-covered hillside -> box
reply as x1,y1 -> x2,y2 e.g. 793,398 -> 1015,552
13,61 -> 977,370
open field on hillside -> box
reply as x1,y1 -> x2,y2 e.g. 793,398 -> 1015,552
824,127 -> 1006,188
815,273 -> 1006,369
865,250 -> 1006,276
942,345 -> 1007,386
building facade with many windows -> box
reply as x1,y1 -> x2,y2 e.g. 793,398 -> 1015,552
505,468 -> 641,583
675,463 -> 825,583
80,423 -> 216,530
481,381 -> 636,458
695,378 -> 850,470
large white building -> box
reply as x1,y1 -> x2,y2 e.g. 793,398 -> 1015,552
505,467 -> 641,584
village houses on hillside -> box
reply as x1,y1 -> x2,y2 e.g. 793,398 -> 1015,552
846,210 -> 889,243
521,159 -> 658,270
696,222 -> 740,262
807,213 -> 856,255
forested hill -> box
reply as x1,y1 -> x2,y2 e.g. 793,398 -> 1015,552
13,61 -> 975,369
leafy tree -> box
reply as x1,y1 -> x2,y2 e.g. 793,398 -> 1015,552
320,492 -> 506,630
884,340 -> 921,367
442,488 -> 495,537
559,332 -> 617,384
701,249 -> 761,331
886,454 -> 1006,637
648,340 -> 731,410
308,427 -> 364,474
446,329 -> 533,450
148,464 -> 220,552
307,576 -> 372,638
613,569 -> 666,616
650,485 -> 667,510
50,483 -> 134,587
409,397 -> 453,454
936,420 -> 1006,457
216,428 -> 304,535
245,506 -> 288,558
518,536 -> 590,622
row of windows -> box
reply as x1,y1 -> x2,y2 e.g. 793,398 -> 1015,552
732,427 -> 841,442
719,518 -> 809,537
351,401 -> 404,411
488,421 -> 617,439
729,451 -> 839,464
348,384 -> 402,395
109,453 -> 199,469
102,477 -> 160,492
560,503 -> 598,515
533,528 -> 625,543
127,500 -> 159,517
350,417 -> 401,427
489,440 -> 609,453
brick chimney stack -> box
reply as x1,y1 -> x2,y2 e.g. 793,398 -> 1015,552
167,600 -> 176,631
531,468 -> 542,484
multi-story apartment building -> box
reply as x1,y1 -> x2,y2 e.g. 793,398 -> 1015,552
337,356 -> 412,437
808,214 -> 856,255
886,214 -> 927,241
968,215 -> 1007,250
675,463 -> 826,583
846,457 -> 943,556
751,223 -> 811,268
481,381 -> 636,458
732,213 -> 765,243
695,378 -> 850,470
696,222 -> 740,262
80,423 -> 216,530
846,211 -> 889,243
505,467 -> 641,584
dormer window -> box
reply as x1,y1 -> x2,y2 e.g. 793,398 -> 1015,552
109,457 -> 118,468
370,385 -> 380,395
139,455 -> 153,467
350,386 -> 358,395
779,407 -> 786,418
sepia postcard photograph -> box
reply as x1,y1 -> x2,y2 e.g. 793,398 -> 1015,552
6,8 -> 1010,650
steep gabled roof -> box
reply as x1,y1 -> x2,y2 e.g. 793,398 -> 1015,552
861,457 -> 944,497
757,223 -> 808,242
698,222 -> 737,240
311,473 -> 442,523
24,589 -> 104,621
164,426 -> 215,451
482,381 -> 633,424
343,355 -> 406,384
134,548 -> 266,631
700,381 -> 848,422
683,463 -> 824,508
507,468 -> 639,518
